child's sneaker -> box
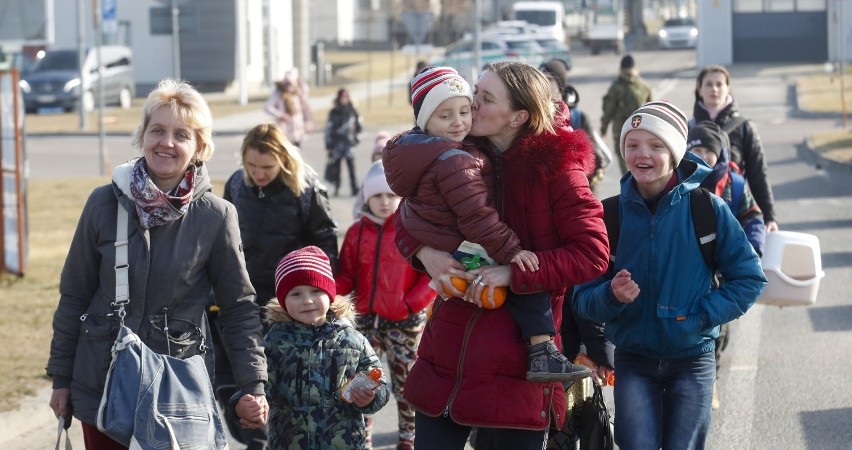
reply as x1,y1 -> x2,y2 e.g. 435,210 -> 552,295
527,340 -> 592,382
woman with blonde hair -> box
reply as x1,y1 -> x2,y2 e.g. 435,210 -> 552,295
47,78 -> 268,449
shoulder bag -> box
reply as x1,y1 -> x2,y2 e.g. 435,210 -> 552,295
96,204 -> 229,449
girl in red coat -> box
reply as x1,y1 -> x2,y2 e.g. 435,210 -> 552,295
335,160 -> 435,450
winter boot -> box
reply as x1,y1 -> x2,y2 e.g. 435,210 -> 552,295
527,340 -> 592,383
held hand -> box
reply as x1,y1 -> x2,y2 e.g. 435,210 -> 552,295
416,246 -> 470,297
348,386 -> 378,408
611,269 -> 640,304
766,220 -> 779,233
511,250 -> 540,272
236,394 -> 268,429
468,265 -> 511,307
49,388 -> 70,419
596,365 -> 615,386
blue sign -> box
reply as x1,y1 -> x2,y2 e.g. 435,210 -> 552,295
102,0 -> 117,34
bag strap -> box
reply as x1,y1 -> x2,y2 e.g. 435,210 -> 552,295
299,176 -> 315,230
114,205 -> 130,321
729,171 -> 745,216
55,416 -> 72,450
601,195 -> 620,263
721,115 -> 747,135
689,187 -> 717,271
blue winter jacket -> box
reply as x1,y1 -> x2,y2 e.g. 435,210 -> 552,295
574,153 -> 767,360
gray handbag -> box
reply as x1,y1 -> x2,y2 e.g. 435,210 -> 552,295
96,205 -> 228,449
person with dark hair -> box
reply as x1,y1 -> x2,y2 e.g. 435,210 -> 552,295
324,88 -> 363,197
600,54 -> 652,176
692,64 -> 778,232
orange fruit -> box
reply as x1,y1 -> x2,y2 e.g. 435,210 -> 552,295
442,276 -> 469,297
442,276 -> 508,310
481,286 -> 508,310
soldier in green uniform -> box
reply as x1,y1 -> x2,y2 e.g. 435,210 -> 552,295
600,54 -> 653,176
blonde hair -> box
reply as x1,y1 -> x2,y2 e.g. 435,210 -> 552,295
131,79 -> 214,161
484,61 -> 555,135
240,123 -> 314,196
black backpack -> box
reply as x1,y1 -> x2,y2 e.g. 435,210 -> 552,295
601,188 -> 718,277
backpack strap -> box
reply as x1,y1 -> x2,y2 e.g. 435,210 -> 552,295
721,115 -> 747,135
601,195 -> 620,263
299,176 -> 315,230
729,171 -> 745,216
689,187 -> 717,271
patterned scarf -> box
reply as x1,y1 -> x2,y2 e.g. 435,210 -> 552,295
130,158 -> 197,229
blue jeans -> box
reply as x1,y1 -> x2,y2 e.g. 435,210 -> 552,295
613,349 -> 715,450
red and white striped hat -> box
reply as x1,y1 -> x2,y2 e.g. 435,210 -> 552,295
620,100 -> 689,166
274,246 -> 336,305
410,66 -> 473,131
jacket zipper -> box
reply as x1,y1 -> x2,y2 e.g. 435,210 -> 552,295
367,222 -> 385,315
442,307 -> 484,417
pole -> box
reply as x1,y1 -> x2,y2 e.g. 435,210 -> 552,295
94,0 -> 108,176
78,0 -> 88,130
236,0 -> 248,105
171,0 -> 181,80
840,0 -> 847,129
473,0 -> 482,82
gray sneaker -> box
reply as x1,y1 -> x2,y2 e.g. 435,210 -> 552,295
527,340 -> 593,383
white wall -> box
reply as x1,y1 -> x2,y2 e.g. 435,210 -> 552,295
827,0 -> 852,63
696,0 -> 733,67
269,0 -> 295,83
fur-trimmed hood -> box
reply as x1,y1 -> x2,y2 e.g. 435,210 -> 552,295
473,102 -> 596,180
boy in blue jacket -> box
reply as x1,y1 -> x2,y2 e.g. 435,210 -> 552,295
573,101 -> 767,450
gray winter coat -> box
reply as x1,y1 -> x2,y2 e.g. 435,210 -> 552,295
46,159 -> 267,426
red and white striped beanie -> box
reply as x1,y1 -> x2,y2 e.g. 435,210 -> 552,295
274,246 -> 336,305
410,66 -> 473,131
620,100 -> 689,166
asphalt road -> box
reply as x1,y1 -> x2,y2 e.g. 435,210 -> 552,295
6,48 -> 852,449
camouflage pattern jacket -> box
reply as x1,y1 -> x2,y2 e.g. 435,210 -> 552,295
263,300 -> 389,449
600,70 -> 653,136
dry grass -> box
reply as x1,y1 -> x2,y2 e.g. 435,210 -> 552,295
808,129 -> 852,163
797,72 -> 852,114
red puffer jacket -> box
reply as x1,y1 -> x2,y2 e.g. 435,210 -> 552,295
336,212 -> 436,321
399,113 -> 610,430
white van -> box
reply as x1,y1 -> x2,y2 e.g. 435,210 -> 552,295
511,1 -> 566,43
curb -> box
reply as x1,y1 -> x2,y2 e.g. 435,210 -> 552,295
797,139 -> 852,175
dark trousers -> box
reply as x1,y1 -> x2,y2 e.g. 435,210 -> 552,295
414,414 -> 547,450
81,422 -> 127,450
507,291 -> 556,340
328,155 -> 358,196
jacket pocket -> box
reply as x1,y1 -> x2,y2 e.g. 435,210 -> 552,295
72,313 -> 117,396
656,305 -> 704,347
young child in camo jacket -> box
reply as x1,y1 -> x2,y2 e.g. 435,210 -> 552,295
383,66 -> 591,383
232,246 -> 390,450
336,160 -> 435,450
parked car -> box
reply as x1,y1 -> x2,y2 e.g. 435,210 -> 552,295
658,17 -> 698,49
432,35 -> 546,82
533,37 -> 572,70
18,46 -> 135,113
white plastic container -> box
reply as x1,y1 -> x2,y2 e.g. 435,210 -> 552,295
757,231 -> 825,307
